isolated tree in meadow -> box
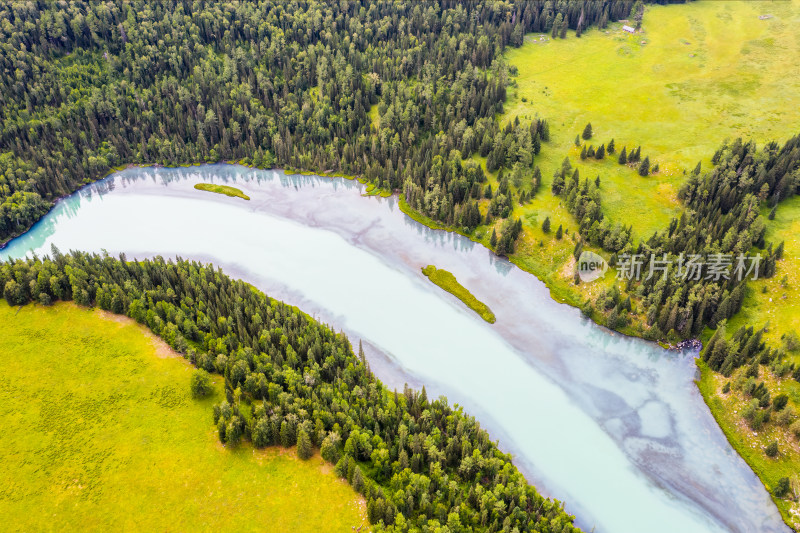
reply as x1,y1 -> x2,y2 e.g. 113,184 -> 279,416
582,122 -> 593,140
607,139 -> 615,154
595,175 -> 601,187
638,156 -> 650,176
297,428 -> 313,459
618,146 -> 627,164
542,216 -> 551,233
774,477 -> 791,498
768,206 -> 777,220
555,224 -> 563,239
652,163 -> 659,173
575,135 -> 581,147
190,369 -> 213,398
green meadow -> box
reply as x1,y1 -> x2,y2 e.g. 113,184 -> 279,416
502,0 -> 800,239
0,301 -> 367,532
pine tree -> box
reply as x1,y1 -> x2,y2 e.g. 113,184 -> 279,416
595,144 -> 605,159
555,224 -> 563,239
490,227 -> 497,247
542,216 -> 551,233
638,156 -> 650,176
582,123 -> 593,140
607,139 -> 615,154
595,175 -> 601,187
297,428 -> 312,460
618,147 -> 627,165
574,134 -> 581,147
580,146 -> 587,160
768,206 -> 777,220
693,161 -> 702,175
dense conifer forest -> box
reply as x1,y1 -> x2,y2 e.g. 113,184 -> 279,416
0,250 -> 579,532
0,0 -> 659,243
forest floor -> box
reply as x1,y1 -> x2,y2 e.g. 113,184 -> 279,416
0,301 -> 368,532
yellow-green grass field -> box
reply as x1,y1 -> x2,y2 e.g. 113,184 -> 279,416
697,361 -> 800,530
0,301 -> 368,532
502,0 -> 800,238
728,195 -> 800,361
422,265 -> 496,323
194,182 -> 251,200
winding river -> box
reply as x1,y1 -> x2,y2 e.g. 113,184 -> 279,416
1,165 -> 788,533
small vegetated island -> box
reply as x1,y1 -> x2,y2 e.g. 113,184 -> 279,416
194,183 -> 250,201
422,265 -> 496,324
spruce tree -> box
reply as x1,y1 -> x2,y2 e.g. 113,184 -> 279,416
618,147 -> 627,165
580,146 -> 587,160
638,156 -> 650,176
595,144 -> 605,159
490,227 -> 497,247
297,428 -> 313,460
607,138 -> 615,154
575,134 -> 581,147
582,122 -> 593,140
555,224 -> 563,239
542,216 -> 551,233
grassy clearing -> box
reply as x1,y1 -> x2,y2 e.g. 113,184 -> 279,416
697,361 -> 800,530
421,265 -> 496,323
0,301 -> 368,532
728,196 -> 800,362
194,182 -> 250,200
502,0 -> 800,238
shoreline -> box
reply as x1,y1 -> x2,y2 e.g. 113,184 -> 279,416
2,160 -> 793,530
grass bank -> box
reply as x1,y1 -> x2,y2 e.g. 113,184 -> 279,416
194,182 -> 250,200
0,301 -> 368,531
422,265 -> 496,323
697,360 -> 800,530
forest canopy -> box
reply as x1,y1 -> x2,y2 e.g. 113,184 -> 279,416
0,0 -> 647,242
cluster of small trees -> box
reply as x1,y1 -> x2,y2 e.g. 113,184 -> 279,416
0,249 -> 578,532
552,158 -> 631,253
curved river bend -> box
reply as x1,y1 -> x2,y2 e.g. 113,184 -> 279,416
1,165 -> 787,533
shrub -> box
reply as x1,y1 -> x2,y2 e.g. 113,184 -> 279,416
765,440 -> 779,458
774,477 -> 791,498
190,369 -> 213,398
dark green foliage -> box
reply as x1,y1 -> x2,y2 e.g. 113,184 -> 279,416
556,224 -> 563,239
638,156 -> 650,176
774,477 -> 791,498
542,216 -> 551,233
607,139 -> 615,154
297,428 -> 313,460
0,250 -> 578,532
765,440 -> 779,458
190,369 -> 213,398
618,147 -> 627,165
582,123 -> 593,140
773,394 -> 789,412
595,144 -> 605,160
